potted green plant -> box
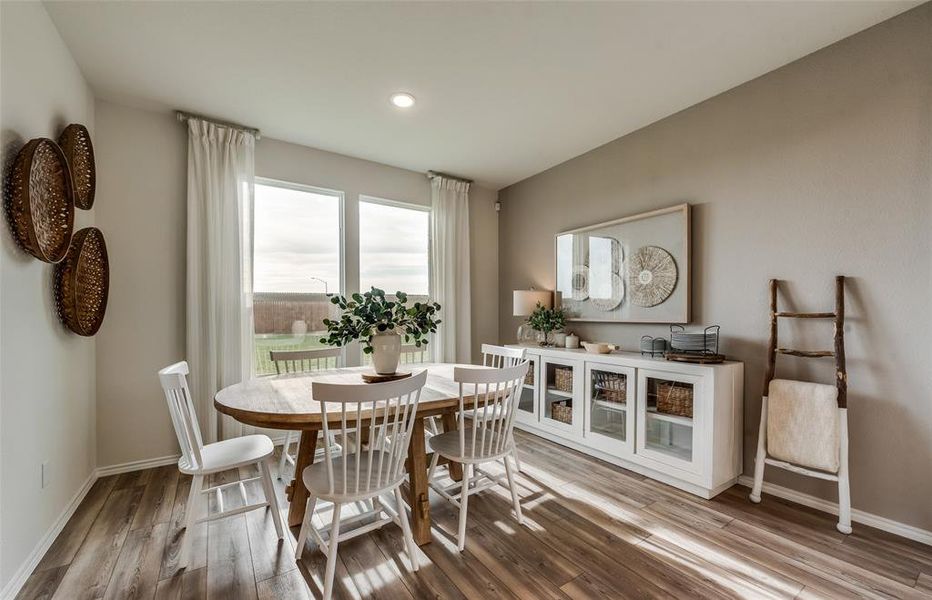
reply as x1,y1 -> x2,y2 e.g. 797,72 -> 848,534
320,287 -> 441,374
526,302 -> 567,346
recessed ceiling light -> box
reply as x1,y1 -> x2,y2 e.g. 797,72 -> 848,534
390,92 -> 416,108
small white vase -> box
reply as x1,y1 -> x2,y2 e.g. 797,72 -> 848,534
370,332 -> 401,375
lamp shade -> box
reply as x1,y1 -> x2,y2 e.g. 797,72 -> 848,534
513,289 -> 553,316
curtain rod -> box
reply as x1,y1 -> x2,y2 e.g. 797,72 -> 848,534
175,110 -> 261,139
427,170 -> 473,184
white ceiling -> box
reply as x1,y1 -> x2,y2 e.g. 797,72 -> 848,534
45,1 -> 918,189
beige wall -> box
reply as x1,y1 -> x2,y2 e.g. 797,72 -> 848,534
498,5 -> 932,531
94,102 -> 187,468
93,109 -> 499,467
0,2 -> 97,590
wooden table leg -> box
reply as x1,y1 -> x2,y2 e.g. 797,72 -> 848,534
405,417 -> 432,545
286,429 -> 319,528
440,410 -> 463,481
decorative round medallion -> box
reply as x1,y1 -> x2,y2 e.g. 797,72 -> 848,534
627,246 -> 677,307
55,227 -> 109,336
58,124 -> 96,210
589,272 -> 625,311
570,264 -> 589,301
7,138 -> 75,263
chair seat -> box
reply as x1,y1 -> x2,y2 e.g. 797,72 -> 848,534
428,430 -> 512,463
179,434 -> 274,474
302,452 -> 403,501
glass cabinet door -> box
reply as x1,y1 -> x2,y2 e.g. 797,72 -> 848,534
540,357 -> 583,435
515,355 -> 539,424
636,369 -> 703,473
584,362 -> 635,456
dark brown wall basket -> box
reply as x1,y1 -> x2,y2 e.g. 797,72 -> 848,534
7,138 -> 75,263
58,124 -> 96,210
55,227 -> 109,336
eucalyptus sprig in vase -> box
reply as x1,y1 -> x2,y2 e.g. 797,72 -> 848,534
526,302 -> 567,347
320,287 -> 441,374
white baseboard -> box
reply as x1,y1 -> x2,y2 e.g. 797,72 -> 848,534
736,475 -> 932,546
0,471 -> 97,600
95,454 -> 181,477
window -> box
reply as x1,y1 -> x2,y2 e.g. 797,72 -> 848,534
248,183 -> 434,372
359,197 -> 430,296
359,197 -> 431,364
252,180 -> 343,375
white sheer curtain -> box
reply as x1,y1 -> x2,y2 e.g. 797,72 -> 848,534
186,119 -> 255,442
429,175 -> 472,363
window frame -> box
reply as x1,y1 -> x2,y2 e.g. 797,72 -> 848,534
253,176 -> 346,297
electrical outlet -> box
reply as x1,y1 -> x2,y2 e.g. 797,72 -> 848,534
41,461 -> 50,489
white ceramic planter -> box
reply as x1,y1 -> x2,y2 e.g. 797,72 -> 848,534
371,332 -> 402,374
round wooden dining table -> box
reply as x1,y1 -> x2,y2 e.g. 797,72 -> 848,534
214,363 -> 475,545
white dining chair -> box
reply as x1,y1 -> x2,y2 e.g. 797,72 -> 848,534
479,344 -> 527,472
270,348 -> 343,479
427,361 -> 529,551
158,361 -> 285,565
480,343 -> 526,369
400,343 -> 429,365
294,370 -> 428,600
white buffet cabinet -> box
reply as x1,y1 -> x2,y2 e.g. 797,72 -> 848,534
509,345 -> 744,499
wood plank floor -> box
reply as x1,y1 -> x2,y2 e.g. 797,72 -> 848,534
17,430 -> 932,599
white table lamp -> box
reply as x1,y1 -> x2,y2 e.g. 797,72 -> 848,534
513,289 -> 553,344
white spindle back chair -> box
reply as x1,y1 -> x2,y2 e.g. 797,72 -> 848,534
481,343 -> 526,368
400,343 -> 429,365
294,370 -> 428,600
270,347 -> 343,478
427,361 -> 529,550
477,344 -> 527,471
158,361 -> 284,565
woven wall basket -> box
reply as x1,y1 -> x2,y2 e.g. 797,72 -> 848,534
7,138 -> 75,263
58,124 -> 96,210
55,227 -> 109,336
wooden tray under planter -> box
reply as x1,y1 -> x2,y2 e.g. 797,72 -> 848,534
657,381 -> 693,418
6,138 -> 75,263
55,227 -> 109,336
361,371 -> 411,384
59,124 -> 96,210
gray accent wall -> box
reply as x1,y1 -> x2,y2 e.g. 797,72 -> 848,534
497,4 -> 932,531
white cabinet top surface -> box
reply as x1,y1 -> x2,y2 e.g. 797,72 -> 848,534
507,344 -> 743,374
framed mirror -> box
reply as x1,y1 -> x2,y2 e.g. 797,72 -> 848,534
555,203 -> 690,323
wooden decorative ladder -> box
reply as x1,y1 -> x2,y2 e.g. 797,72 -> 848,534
749,275 -> 852,534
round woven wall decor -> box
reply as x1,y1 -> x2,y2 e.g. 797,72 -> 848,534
7,138 -> 75,263
58,124 -> 96,210
55,227 -> 109,336
627,246 -> 678,307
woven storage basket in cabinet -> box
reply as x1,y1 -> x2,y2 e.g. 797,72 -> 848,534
594,371 -> 626,404
657,381 -> 693,418
554,367 -> 573,393
551,401 -> 573,425
524,368 -> 534,386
